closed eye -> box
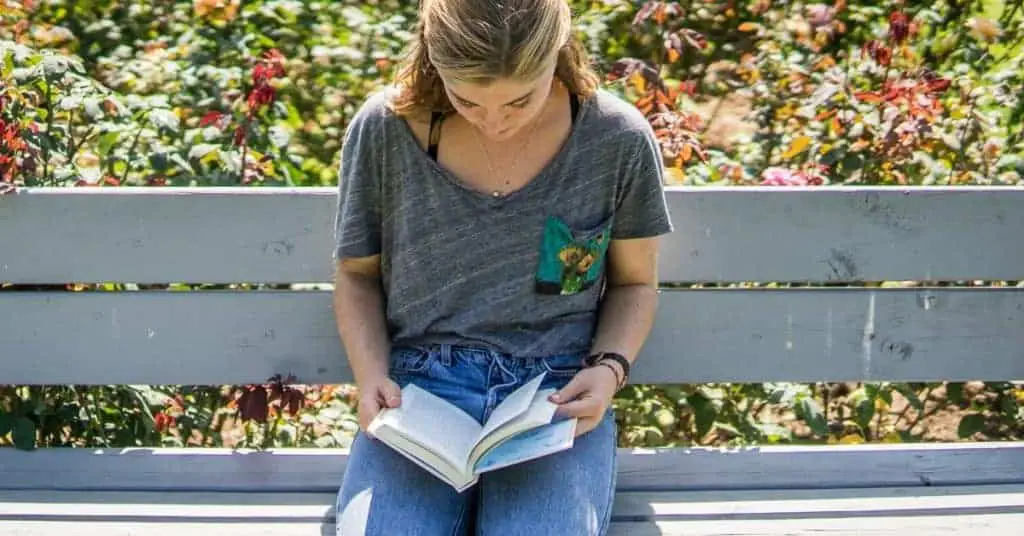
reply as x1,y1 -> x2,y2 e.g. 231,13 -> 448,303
450,90 -> 534,109
455,98 -> 529,109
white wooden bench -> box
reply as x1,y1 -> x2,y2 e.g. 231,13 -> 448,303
2,185 -> 1023,535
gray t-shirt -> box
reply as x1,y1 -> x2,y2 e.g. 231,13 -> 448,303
333,86 -> 673,357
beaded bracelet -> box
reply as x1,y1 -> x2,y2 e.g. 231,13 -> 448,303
596,361 -> 624,389
585,352 -> 630,390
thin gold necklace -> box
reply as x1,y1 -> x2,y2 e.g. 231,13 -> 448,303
473,111 -> 542,198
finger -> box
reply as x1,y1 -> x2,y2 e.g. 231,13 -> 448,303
379,379 -> 402,408
549,376 -> 586,404
555,397 -> 600,419
358,397 -> 382,433
574,417 -> 597,437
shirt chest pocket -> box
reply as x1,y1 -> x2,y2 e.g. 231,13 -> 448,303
534,215 -> 613,296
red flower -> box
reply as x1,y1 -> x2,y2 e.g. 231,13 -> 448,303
285,390 -> 304,417
233,125 -> 246,146
238,385 -> 269,422
154,412 -> 176,433
679,29 -> 708,50
862,40 -> 892,67
633,1 -> 683,27
247,85 -> 276,111
199,111 -> 228,129
252,50 -> 286,84
888,12 -> 909,44
263,49 -> 286,77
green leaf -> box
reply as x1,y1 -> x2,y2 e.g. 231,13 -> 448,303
957,413 -> 986,439
0,412 -> 14,437
855,397 -> 875,430
877,386 -> 893,407
13,417 -> 36,450
1000,396 -> 1019,420
948,382 -> 964,404
688,393 -> 716,439
841,153 -> 865,172
894,384 -> 924,412
797,398 -> 828,437
97,131 -> 120,156
821,145 -> 847,166
283,102 -> 303,129
2,50 -> 14,78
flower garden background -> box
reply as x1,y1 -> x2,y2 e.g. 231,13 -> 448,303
1,0 -> 1021,451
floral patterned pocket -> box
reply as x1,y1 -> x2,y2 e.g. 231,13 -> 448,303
534,215 -> 613,295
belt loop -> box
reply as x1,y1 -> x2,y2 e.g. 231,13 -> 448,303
439,344 -> 452,366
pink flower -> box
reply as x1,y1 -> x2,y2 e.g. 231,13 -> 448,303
760,167 -> 808,186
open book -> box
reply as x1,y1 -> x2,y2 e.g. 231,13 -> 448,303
367,372 -> 577,492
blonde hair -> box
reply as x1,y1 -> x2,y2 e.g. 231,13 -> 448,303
390,0 -> 600,119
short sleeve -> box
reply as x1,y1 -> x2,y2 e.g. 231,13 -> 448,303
611,126 -> 674,239
333,97 -> 384,260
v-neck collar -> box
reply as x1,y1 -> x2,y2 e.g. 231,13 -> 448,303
394,91 -> 592,207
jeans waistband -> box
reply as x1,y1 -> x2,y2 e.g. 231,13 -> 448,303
397,342 -> 586,368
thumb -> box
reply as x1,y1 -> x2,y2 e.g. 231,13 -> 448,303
549,375 -> 585,404
379,378 -> 402,408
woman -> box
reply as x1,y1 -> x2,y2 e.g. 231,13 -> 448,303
332,0 -> 673,533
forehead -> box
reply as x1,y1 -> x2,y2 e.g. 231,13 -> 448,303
442,76 -> 545,106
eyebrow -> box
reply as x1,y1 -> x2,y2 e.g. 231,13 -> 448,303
450,89 -> 534,106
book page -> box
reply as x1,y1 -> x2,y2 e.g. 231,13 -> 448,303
473,418 -> 577,474
372,383 -> 482,469
469,386 -> 558,464
477,372 -> 546,441
370,426 -> 477,492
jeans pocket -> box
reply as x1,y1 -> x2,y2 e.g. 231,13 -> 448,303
388,347 -> 433,375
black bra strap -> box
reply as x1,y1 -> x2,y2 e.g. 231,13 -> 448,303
427,111 -> 443,161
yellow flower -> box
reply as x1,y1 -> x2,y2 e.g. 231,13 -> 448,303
965,17 -> 1002,43
194,0 -> 240,23
558,246 -> 585,267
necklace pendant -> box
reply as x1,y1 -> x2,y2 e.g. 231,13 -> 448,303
492,190 -> 502,198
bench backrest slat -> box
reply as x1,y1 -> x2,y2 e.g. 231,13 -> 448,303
1,186 -> 1022,284
1,186 -> 1022,386
1,287 -> 1022,385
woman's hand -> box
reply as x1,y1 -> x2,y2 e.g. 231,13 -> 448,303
357,375 -> 403,435
548,364 -> 620,437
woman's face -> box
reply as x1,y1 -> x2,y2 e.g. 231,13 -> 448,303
440,67 -> 556,142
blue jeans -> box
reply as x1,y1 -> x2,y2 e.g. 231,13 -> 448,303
335,344 -> 617,535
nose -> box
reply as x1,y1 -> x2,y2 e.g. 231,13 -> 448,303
481,110 -> 510,132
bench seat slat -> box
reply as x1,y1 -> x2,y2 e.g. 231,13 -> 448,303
6,518 -> 1020,536
5,518 -> 1021,536
3,288 -> 1022,385
2,485 -> 1022,535
2,444 -> 1022,493
610,515 -> 1024,535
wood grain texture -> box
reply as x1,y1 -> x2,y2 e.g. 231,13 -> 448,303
1,186 -> 1022,284
2,287 -> 1021,384
1,443 -> 1021,493
2,485 -> 1022,535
